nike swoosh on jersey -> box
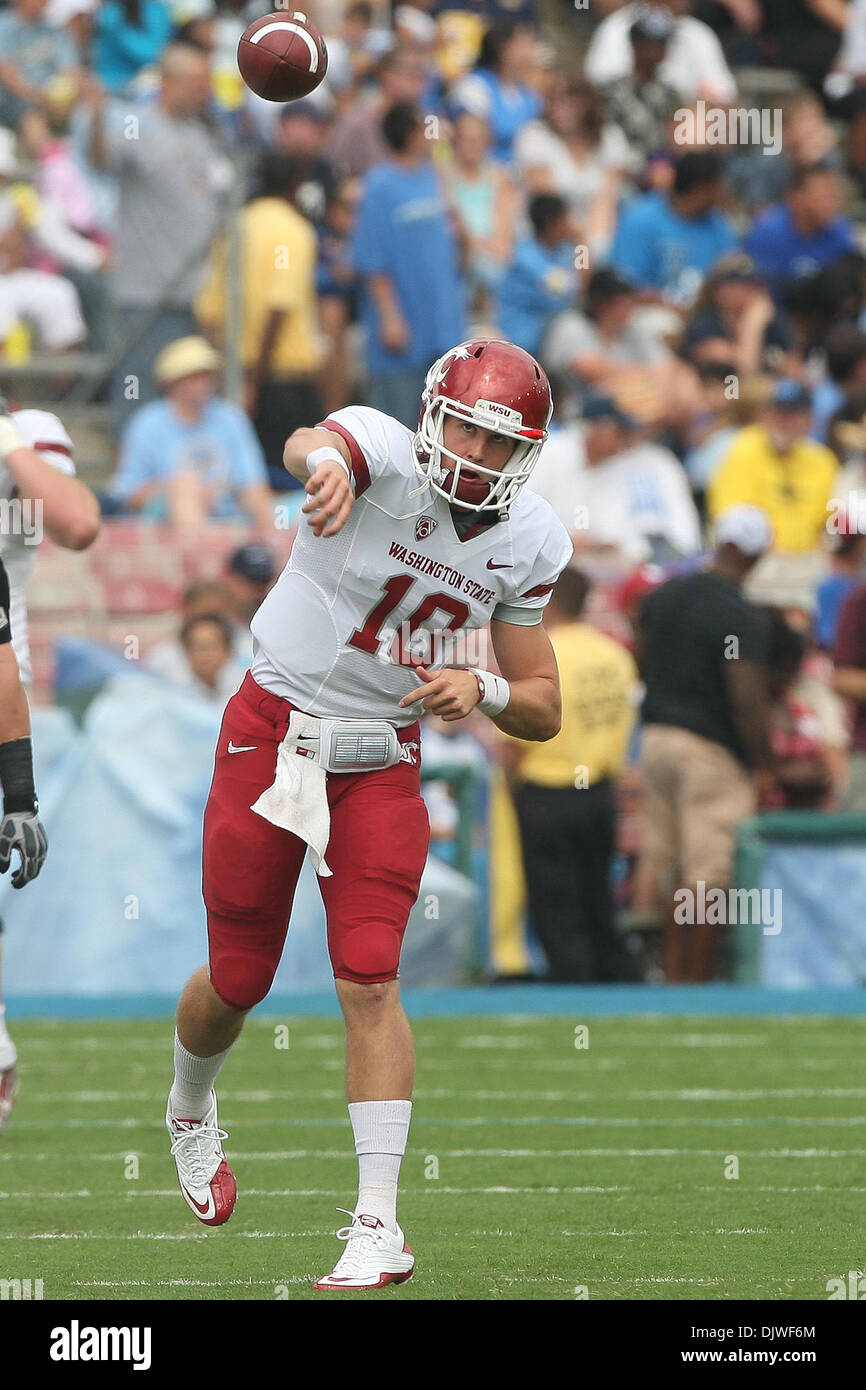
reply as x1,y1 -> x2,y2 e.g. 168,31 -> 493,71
227,742 -> 258,753
486,560 -> 512,570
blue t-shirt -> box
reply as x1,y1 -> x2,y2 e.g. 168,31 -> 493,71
450,68 -> 542,163
113,398 -> 268,517
610,192 -> 737,303
497,239 -> 577,356
816,573 -> 860,650
92,1 -> 173,93
744,204 -> 855,288
0,14 -> 77,83
351,161 -> 467,377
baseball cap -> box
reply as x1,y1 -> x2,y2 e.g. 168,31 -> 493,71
630,5 -> 676,44
228,543 -> 276,585
713,505 -> 774,557
154,336 -> 221,387
12,409 -> 75,472
770,379 -> 811,411
581,394 -> 638,431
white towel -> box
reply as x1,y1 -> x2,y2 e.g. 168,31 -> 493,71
250,709 -> 332,877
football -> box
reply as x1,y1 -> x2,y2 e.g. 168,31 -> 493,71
237,11 -> 328,103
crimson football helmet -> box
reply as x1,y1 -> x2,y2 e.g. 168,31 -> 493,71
413,339 -> 553,516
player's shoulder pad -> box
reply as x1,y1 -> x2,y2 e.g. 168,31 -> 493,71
510,487 -> 574,574
317,405 -> 416,492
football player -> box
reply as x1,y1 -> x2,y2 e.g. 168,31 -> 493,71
166,340 -> 573,1288
0,400 -> 100,1130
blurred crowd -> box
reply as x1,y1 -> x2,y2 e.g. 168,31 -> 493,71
6,0 -> 866,981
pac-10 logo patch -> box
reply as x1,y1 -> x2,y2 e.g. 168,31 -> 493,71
415,516 -> 438,541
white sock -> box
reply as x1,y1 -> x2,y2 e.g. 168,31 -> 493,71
348,1099 -> 412,1235
0,1004 -> 15,1071
169,1031 -> 231,1121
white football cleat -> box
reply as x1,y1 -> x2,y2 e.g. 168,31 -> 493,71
315,1210 -> 415,1291
166,1089 -> 237,1227
0,1064 -> 18,1132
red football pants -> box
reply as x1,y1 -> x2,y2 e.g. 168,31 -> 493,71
202,672 -> 430,1009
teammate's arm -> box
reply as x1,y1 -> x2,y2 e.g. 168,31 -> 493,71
0,562 -> 47,888
283,426 -> 355,538
0,402 -> 100,551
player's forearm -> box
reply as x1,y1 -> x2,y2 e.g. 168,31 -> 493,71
4,447 -> 100,551
0,656 -> 31,746
491,676 -> 561,742
833,666 -> 866,703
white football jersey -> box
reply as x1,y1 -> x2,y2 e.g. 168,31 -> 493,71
251,406 -> 573,725
2,411 -> 77,686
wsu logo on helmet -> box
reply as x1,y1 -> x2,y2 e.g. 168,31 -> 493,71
415,516 -> 438,541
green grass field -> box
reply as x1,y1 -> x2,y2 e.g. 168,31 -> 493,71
1,1012 -> 864,1301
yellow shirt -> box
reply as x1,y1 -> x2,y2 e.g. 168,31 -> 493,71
708,424 -> 838,553
196,197 -> 321,376
514,622 -> 639,789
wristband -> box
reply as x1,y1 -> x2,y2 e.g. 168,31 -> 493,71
0,416 -> 25,462
306,445 -> 353,489
470,668 -> 511,717
0,738 -> 37,814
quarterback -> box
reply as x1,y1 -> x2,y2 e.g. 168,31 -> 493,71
166,339 -> 573,1288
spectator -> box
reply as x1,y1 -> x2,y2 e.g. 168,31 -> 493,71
176,612 -> 245,705
543,266 -> 673,422
763,610 -> 839,809
816,518 -> 866,651
759,0 -> 847,94
833,576 -> 866,809
445,111 -> 516,316
600,5 -> 681,171
449,18 -> 542,163
496,194 -> 577,357
529,395 -> 702,563
326,50 -> 426,180
0,194 -> 87,352
0,0 -> 81,133
678,252 -> 796,377
728,89 -> 842,214
90,0 -> 173,94
87,42 -> 232,423
810,324 -> 866,443
513,76 -> 629,256
197,152 -> 324,489
317,177 -> 362,417
611,151 -> 737,305
221,542 -> 277,645
743,166 -> 855,297
323,0 -> 395,99
110,335 -> 275,527
585,0 -> 737,103
635,504 -> 775,981
507,567 -> 642,982
272,102 -> 336,226
147,576 -> 234,683
350,101 -> 466,427
708,380 -> 839,553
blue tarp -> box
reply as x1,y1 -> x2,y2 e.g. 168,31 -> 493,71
3,677 -> 474,996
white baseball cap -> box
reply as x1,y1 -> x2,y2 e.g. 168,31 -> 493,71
713,504 -> 773,558
12,409 -> 75,472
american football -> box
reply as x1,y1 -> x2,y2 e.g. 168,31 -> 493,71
237,11 -> 328,102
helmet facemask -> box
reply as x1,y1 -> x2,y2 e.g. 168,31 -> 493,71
414,393 -> 547,517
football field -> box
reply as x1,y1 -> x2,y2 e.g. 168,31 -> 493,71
1,1012 -> 864,1301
